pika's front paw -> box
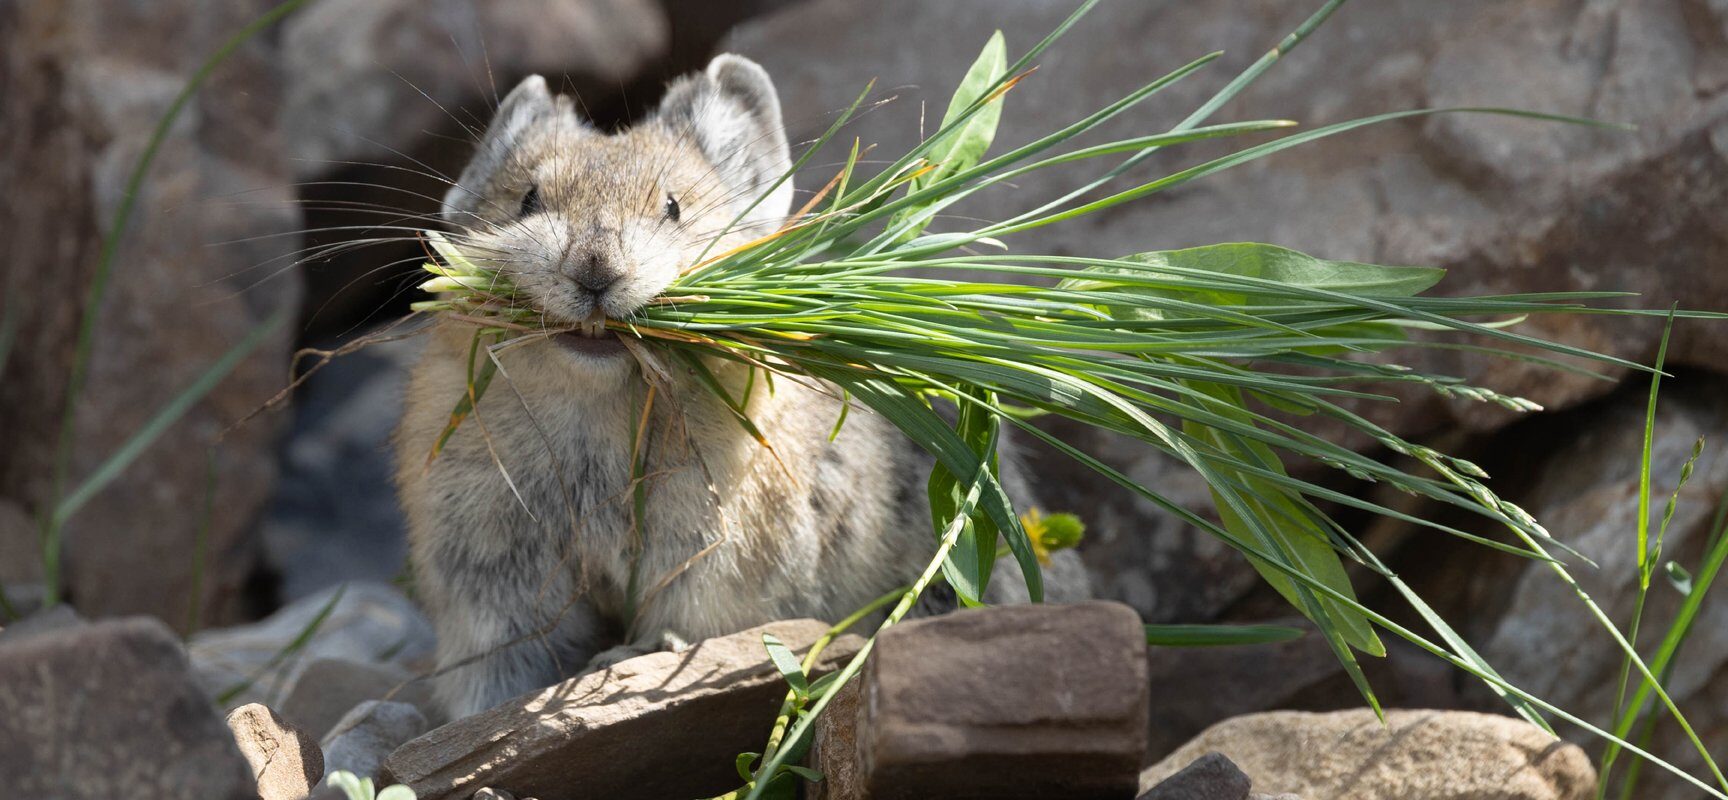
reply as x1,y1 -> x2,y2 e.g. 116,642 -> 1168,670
582,630 -> 691,673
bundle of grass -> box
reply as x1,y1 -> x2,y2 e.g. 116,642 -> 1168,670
408,3 -> 1726,798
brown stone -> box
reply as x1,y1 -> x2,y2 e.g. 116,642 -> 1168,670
382,619 -> 863,800
856,601 -> 1148,799
227,702 -> 325,800
1139,709 -> 1596,800
0,617 -> 255,798
809,678 -> 865,800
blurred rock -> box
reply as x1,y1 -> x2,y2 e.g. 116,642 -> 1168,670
850,602 -> 1148,800
382,619 -> 862,800
1466,377 -> 1728,798
1142,623 -> 1460,758
320,699 -> 428,781
1139,709 -> 1595,800
190,581 -> 435,709
0,0 -> 301,631
1139,752 -> 1252,800
261,335 -> 419,603
282,656 -> 439,740
0,617 -> 255,798
282,0 -> 667,177
0,498 -> 40,596
0,603 -> 86,645
227,702 -> 325,800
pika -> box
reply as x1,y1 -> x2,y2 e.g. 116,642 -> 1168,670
395,55 -> 1088,718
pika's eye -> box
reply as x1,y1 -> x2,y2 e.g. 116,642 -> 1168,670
518,184 -> 542,217
663,193 -> 681,223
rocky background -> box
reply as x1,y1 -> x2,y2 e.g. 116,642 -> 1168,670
1,0 -> 1726,798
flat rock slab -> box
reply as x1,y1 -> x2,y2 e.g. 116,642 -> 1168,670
854,601 -> 1149,799
0,617 -> 254,798
1139,709 -> 1595,800
382,618 -> 861,800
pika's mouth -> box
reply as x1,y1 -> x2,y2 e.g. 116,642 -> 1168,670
555,312 -> 627,357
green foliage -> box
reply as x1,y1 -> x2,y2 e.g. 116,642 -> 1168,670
326,771 -> 416,800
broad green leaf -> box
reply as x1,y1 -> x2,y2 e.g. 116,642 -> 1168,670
919,30 -> 1008,190
1182,381 -> 1384,656
887,30 -> 1008,241
376,787 -> 417,800
762,633 -> 809,694
1144,623 -> 1305,647
929,388 -> 1000,605
1058,242 -> 1445,319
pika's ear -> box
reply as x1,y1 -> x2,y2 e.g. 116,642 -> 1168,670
443,75 -> 575,225
656,54 -> 793,225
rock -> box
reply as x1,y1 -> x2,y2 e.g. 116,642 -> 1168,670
0,603 -> 86,645
321,700 -> 428,780
1142,622 -> 1460,758
190,582 -> 436,709
1463,378 -> 1728,799
809,678 -> 864,800
0,616 -> 255,798
382,618 -> 863,800
1139,753 -> 1252,800
0,499 -> 41,606
281,657 -> 439,740
0,0 -> 301,631
1139,709 -> 1596,800
282,0 -> 667,178
852,602 -> 1148,800
227,702 -> 325,800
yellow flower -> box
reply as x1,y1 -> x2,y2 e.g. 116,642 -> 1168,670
1017,507 -> 1085,565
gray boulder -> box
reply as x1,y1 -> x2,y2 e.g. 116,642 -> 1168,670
0,617 -> 255,798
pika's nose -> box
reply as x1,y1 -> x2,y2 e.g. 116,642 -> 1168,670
573,251 -> 623,294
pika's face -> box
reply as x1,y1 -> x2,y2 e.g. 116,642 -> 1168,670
440,57 -> 792,368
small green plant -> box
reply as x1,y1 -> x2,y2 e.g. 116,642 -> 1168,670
325,771 -> 416,800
